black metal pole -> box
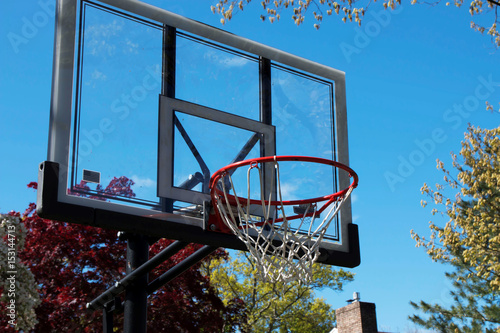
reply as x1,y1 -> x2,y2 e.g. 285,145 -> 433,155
87,240 -> 188,311
160,24 -> 176,213
162,25 -> 175,99
259,57 -> 275,202
147,245 -> 217,294
123,234 -> 149,333
259,57 -> 272,129
103,300 -> 114,333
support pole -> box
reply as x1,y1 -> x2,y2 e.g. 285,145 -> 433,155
103,300 -> 114,333
147,245 -> 217,294
87,241 -> 188,311
259,57 -> 275,201
259,57 -> 272,129
123,234 -> 149,333
160,24 -> 176,213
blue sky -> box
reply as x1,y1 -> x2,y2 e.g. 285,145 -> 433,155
1,0 -> 499,331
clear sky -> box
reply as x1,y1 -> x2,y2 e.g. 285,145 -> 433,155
1,0 -> 499,332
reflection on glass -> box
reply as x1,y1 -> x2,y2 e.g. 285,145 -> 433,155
176,33 -> 259,120
71,2 -> 162,206
271,65 -> 339,241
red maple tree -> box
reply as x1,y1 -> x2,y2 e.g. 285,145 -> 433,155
0,180 -> 245,332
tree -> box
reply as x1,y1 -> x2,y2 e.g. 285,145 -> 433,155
409,125 -> 500,332
206,251 -> 354,332
0,213 -> 40,331
0,180 -> 244,332
212,0 -> 499,47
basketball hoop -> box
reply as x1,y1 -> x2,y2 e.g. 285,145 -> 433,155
208,156 -> 358,284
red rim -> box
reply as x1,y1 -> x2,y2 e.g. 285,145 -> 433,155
209,155 -> 358,207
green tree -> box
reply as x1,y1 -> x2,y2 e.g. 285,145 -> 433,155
0,213 -> 40,331
212,0 -> 499,47
410,125 -> 500,332
206,251 -> 354,332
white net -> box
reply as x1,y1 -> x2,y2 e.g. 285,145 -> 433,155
211,158 -> 354,284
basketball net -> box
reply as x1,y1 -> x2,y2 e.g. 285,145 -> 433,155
210,156 -> 357,284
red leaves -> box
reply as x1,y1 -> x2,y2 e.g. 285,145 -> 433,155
0,181 -> 246,332
147,241 -> 232,332
68,176 -> 136,200
103,176 -> 136,198
11,207 -> 125,332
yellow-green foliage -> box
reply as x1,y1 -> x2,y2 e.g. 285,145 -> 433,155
410,125 -> 500,332
412,125 -> 500,291
206,251 -> 354,332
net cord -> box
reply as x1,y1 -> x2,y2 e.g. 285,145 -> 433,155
212,158 -> 354,283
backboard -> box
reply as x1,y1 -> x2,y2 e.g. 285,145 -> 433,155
37,0 -> 359,267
